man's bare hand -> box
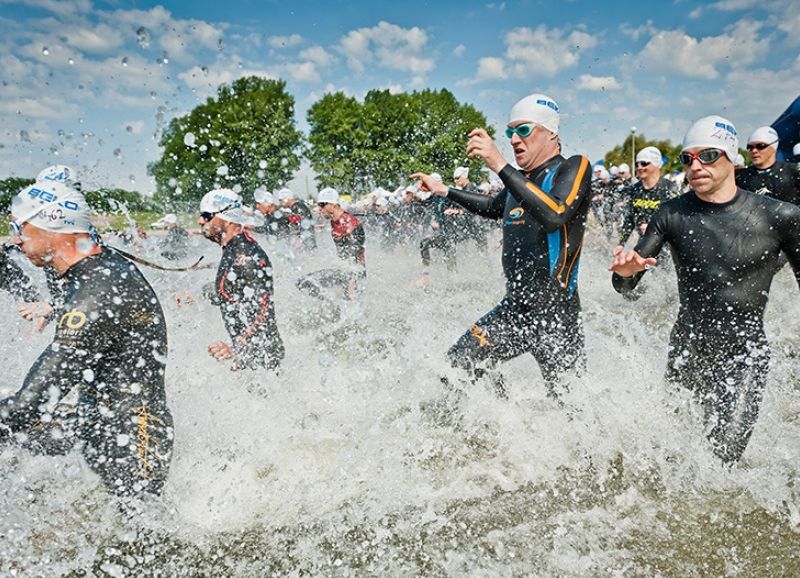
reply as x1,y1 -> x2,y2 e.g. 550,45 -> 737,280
466,128 -> 506,174
18,301 -> 55,332
410,173 -> 449,196
609,250 -> 656,278
208,341 -> 235,361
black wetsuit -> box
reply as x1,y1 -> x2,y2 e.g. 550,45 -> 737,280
612,189 -> 800,463
215,232 -> 284,370
0,247 -> 40,302
590,179 -> 616,239
617,176 -> 678,245
420,196 -> 457,268
445,154 -> 592,393
297,211 -> 366,299
280,200 -> 317,250
0,248 -> 173,496
735,161 -> 800,205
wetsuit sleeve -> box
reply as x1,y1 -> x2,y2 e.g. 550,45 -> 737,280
497,154 -> 591,233
612,205 -> 669,294
446,188 -> 506,219
775,203 -> 800,287
0,294 -> 100,432
0,251 -> 40,302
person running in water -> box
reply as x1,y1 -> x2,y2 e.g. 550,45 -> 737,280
0,181 -> 173,497
735,126 -> 800,205
296,187 -> 366,300
199,189 -> 284,371
614,146 -> 677,254
610,115 -> 800,464
413,93 -> 592,398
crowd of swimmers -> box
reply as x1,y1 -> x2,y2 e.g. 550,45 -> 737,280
1,90 -> 799,505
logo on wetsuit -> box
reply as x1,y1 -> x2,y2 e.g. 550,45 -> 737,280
56,309 -> 87,339
505,206 -> 526,225
632,199 -> 661,209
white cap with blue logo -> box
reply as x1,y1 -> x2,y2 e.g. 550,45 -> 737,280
12,181 -> 92,233
509,93 -> 560,134
200,188 -> 254,225
682,115 -> 739,162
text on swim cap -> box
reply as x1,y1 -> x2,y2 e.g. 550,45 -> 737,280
27,187 -> 80,211
714,121 -> 737,136
536,99 -> 559,112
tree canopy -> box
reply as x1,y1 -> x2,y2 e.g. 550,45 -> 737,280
307,88 -> 492,196
149,76 -> 303,207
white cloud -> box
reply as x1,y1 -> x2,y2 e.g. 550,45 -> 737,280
338,21 -> 435,77
0,0 -> 91,15
268,34 -> 303,49
635,20 -> 769,79
576,74 -> 621,91
299,46 -> 333,69
620,20 -> 657,41
104,6 -> 224,62
476,57 -> 508,81
453,44 -> 466,57
504,26 -> 598,77
688,7 -> 703,19
710,0 -> 759,10
61,24 -> 124,53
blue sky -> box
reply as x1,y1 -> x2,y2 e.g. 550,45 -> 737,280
0,0 -> 797,196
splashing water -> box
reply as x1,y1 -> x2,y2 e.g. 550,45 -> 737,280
0,227 -> 798,575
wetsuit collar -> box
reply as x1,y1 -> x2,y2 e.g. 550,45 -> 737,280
691,187 -> 743,211
524,154 -> 564,180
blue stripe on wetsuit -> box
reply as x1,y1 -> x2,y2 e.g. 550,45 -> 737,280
543,165 -> 561,275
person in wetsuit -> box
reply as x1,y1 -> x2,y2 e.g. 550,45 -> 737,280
419,173 -> 457,269
296,187 -> 366,300
0,181 -> 173,497
614,146 -> 678,254
610,115 -> 800,464
412,93 -> 592,397
199,189 -> 284,371
276,188 -> 317,251
735,126 -> 800,205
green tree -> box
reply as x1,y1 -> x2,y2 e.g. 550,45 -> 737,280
83,188 -> 151,213
307,89 -> 491,197
149,76 -> 303,207
0,177 -> 35,213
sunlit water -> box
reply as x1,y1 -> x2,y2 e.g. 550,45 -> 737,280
1,223 -> 799,576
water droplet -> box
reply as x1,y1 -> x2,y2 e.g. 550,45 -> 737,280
136,26 -> 150,48
57,129 -> 65,137
68,57 -> 74,65
201,66 -> 209,76
42,46 -> 49,55
19,130 -> 31,143
183,132 -> 196,147
129,174 -> 136,184
125,125 -> 133,133
113,148 -> 122,158
121,56 -> 128,67
168,177 -> 177,187
218,38 -> 225,50
259,160 -> 267,169
216,165 -> 229,176
150,91 -> 157,99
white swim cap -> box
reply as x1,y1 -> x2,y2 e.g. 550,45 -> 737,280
199,188 -> 252,225
317,187 -> 340,205
163,213 -> 178,225
682,115 -> 738,162
36,165 -> 81,190
453,166 -> 469,179
747,126 -> 778,148
276,187 -> 294,201
430,172 -> 443,183
618,163 -> 630,174
508,93 -> 560,134
636,146 -> 663,168
12,181 -> 93,234
609,166 -> 619,176
254,188 -> 275,205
